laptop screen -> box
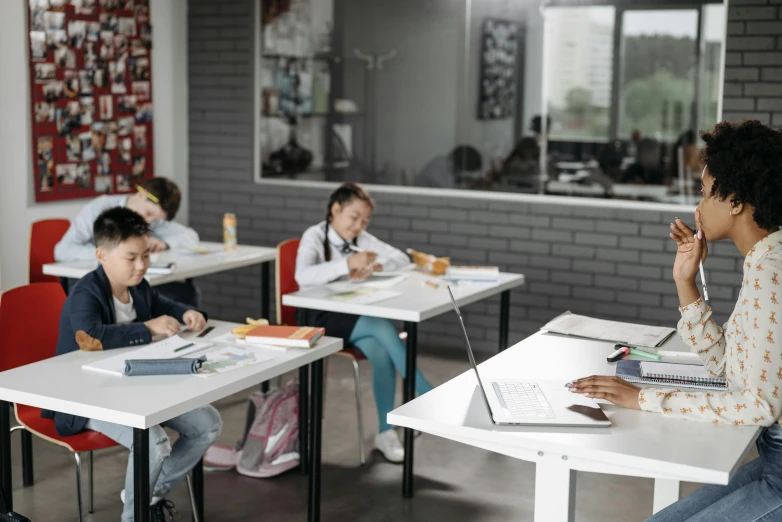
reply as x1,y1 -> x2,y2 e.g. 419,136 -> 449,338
447,286 -> 495,416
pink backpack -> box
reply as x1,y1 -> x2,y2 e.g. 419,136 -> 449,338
204,379 -> 300,478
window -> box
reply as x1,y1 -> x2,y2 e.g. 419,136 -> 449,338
545,7 -> 615,141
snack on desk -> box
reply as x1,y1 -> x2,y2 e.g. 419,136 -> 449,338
407,249 -> 451,276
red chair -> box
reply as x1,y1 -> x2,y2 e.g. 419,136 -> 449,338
29,219 -> 70,284
277,238 -> 407,465
0,283 -> 118,521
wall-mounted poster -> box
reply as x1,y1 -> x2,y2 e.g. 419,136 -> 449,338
28,0 -> 154,202
477,19 -> 518,121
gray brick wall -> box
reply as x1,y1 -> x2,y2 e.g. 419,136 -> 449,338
188,0 -> 758,352
723,1 -> 782,128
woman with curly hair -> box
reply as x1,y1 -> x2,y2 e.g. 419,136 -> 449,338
569,120 -> 782,521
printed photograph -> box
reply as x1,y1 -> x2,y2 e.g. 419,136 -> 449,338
37,136 -> 54,191
56,106 -> 79,136
34,102 -> 55,123
30,32 -> 47,61
116,174 -> 131,192
100,32 -> 114,60
68,20 -> 87,48
56,163 -> 77,185
93,68 -> 108,88
105,130 -> 117,150
86,21 -> 100,42
134,5 -> 149,23
65,133 -> 81,161
79,71 -> 93,95
140,23 -> 151,42
99,0 -> 119,10
75,0 -> 97,15
44,11 -> 65,31
118,0 -> 134,9
80,131 -> 96,161
34,63 -> 56,83
63,70 -> 79,98
133,125 -> 147,150
43,81 -> 63,102
131,81 -> 149,100
118,116 -> 134,136
132,155 -> 146,176
76,162 -> 91,188
98,151 -> 111,174
114,35 -> 128,61
110,61 -> 126,94
49,0 -> 66,10
135,102 -> 152,123
46,30 -> 67,50
119,137 -> 132,163
81,97 -> 95,126
130,39 -> 148,57
129,57 -> 149,81
37,136 -> 53,163
91,122 -> 105,152
99,94 -> 113,120
54,47 -> 75,69
30,1 -> 47,32
118,95 -> 136,113
100,13 -> 118,32
84,42 -> 99,69
94,175 -> 112,193
118,18 -> 136,37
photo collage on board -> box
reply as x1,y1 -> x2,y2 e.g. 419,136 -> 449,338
29,0 -> 153,201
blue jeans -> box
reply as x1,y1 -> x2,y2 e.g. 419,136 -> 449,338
349,316 -> 433,433
646,423 -> 782,522
86,405 -> 222,522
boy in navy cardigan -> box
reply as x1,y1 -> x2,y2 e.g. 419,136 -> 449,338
44,207 -> 222,521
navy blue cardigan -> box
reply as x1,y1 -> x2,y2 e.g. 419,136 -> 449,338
42,265 -> 205,436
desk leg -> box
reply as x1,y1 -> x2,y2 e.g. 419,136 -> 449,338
261,262 -> 271,322
499,290 -> 510,352
308,359 -> 324,522
0,401 -> 12,512
21,431 -> 33,487
653,479 -> 680,513
534,461 -> 576,522
192,458 -> 204,522
133,428 -> 151,522
59,277 -> 70,296
402,322 -> 418,499
299,364 -> 310,476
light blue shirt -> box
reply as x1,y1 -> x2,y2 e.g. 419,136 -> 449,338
54,195 -> 199,261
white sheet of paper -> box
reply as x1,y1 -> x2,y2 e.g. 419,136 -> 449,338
541,311 -> 675,348
353,273 -> 409,289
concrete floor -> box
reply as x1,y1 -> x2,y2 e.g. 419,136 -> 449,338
7,347 -> 745,522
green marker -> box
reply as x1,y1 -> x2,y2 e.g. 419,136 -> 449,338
173,343 -> 195,353
629,347 -> 661,360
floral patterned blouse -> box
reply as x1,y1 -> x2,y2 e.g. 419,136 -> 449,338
639,230 -> 782,426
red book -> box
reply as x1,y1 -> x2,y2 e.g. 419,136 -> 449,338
244,325 -> 325,348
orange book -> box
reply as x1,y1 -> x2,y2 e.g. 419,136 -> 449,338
244,325 -> 325,348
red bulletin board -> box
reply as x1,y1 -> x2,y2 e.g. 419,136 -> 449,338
28,0 -> 154,202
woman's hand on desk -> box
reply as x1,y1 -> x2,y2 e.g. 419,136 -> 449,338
348,251 -> 378,271
670,213 -> 708,284
568,376 -> 642,410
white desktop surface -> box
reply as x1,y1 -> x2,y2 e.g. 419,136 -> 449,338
389,331 -> 760,520
42,242 -> 277,286
0,320 -> 343,429
282,271 -> 525,322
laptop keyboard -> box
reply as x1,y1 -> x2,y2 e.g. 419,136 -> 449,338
495,382 -> 555,418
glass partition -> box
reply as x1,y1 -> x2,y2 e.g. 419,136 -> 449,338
255,0 -> 726,206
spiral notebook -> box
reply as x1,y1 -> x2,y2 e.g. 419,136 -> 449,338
616,360 -> 728,390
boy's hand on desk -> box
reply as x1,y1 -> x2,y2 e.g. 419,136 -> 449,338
148,237 -> 169,253
183,310 -> 207,332
568,376 -> 642,410
348,251 -> 377,270
144,315 -> 181,338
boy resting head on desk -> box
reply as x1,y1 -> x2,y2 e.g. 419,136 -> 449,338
42,206 -> 221,522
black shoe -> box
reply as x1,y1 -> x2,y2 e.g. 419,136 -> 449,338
151,499 -> 177,521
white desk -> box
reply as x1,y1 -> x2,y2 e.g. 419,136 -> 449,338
283,270 -> 525,497
0,320 -> 342,522
388,331 -> 761,521
42,242 -> 278,319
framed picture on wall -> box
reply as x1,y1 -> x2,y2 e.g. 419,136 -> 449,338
478,19 -> 519,121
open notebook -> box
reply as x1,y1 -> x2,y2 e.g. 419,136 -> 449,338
541,312 -> 675,348
616,360 -> 728,390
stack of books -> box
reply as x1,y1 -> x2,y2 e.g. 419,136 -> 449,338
244,325 -> 325,349
444,265 -> 500,283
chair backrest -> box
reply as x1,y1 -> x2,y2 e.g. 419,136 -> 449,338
276,238 -> 301,326
30,219 -> 71,283
0,283 -> 66,372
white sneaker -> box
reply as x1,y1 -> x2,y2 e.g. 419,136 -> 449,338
374,430 -> 404,463
120,489 -> 161,506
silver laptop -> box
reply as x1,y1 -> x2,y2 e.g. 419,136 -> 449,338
447,287 -> 610,427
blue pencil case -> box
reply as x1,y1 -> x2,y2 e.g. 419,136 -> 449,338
124,356 -> 207,376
